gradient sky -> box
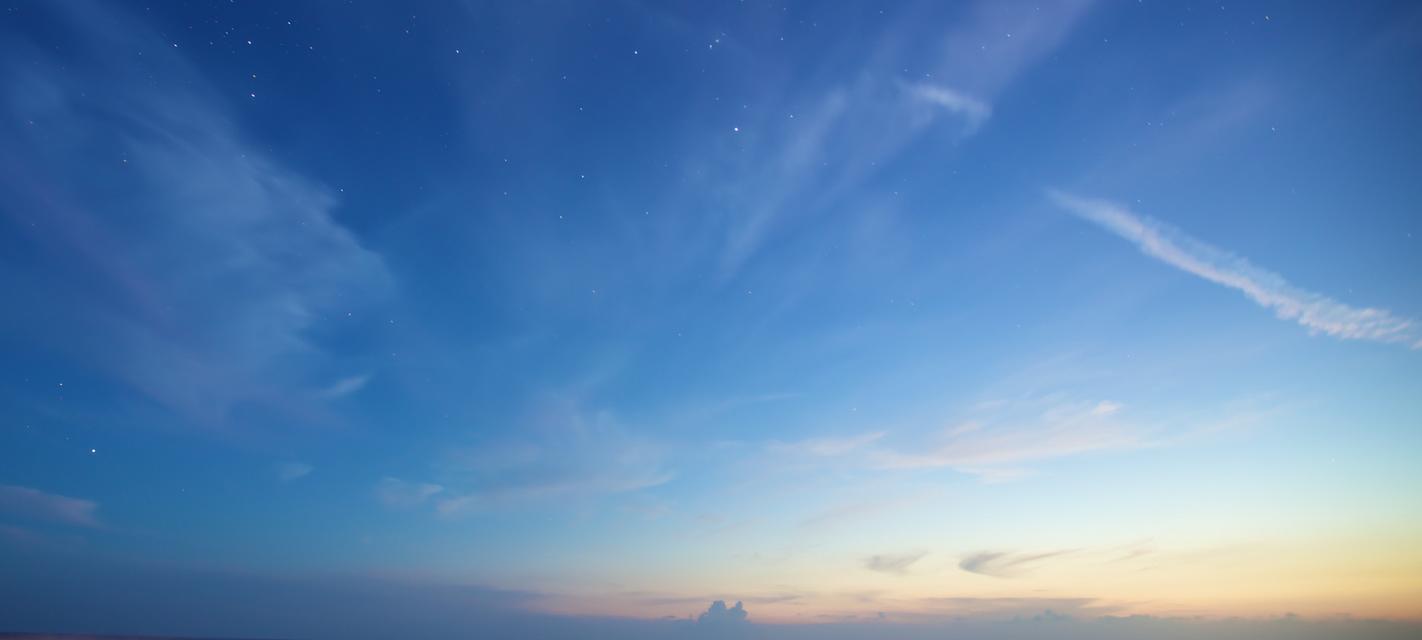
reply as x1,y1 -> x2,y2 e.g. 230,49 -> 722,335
2,1 -> 1421,638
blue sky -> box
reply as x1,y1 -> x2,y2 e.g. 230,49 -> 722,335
2,1 -> 1421,638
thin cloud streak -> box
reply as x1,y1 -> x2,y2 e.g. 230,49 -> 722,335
871,400 -> 1144,477
278,462 -> 314,482
771,431 -> 885,457
321,374 -> 372,399
375,477 -> 444,508
865,551 -> 929,576
959,550 -> 1077,578
706,2 -> 1096,279
0,484 -> 101,528
908,83 -> 992,133
433,398 -> 674,516
1051,191 -> 1422,348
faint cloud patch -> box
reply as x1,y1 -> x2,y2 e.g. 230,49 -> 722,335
0,4 -> 391,428
799,489 -> 939,530
959,550 -> 1077,578
770,431 -> 884,457
278,462 -> 314,482
865,551 -> 929,576
375,477 -> 444,508
434,397 -> 673,516
907,82 -> 991,133
320,374 -> 373,399
907,596 -> 1111,621
0,484 -> 101,528
1090,400 -> 1123,416
871,399 -> 1145,480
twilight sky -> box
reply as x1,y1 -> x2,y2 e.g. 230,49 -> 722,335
2,1 -> 1421,638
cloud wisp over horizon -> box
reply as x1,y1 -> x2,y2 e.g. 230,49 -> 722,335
958,550 -> 1076,578
865,551 -> 930,576
866,399 -> 1147,480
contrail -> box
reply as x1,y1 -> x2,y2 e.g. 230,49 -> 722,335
1050,191 -> 1421,349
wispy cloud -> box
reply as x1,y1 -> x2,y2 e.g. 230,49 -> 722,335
0,484 -> 101,528
696,2 -> 1096,279
959,550 -> 1076,578
865,551 -> 929,576
770,431 -> 885,457
897,596 -> 1110,622
871,400 -> 1144,478
278,462 -> 314,482
320,374 -> 372,399
799,491 -> 934,530
432,397 -> 673,516
0,3 -> 391,426
908,83 -> 991,133
434,469 -> 673,516
375,477 -> 444,508
1051,191 -> 1421,348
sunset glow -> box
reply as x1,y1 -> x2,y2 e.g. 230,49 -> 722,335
2,1 -> 1421,639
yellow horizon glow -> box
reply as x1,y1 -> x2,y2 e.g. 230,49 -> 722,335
523,530 -> 1422,623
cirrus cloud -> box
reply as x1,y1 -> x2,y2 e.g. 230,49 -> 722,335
1051,191 -> 1421,349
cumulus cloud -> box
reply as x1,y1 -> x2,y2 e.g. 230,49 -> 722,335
0,484 -> 100,528
1051,191 -> 1421,348
697,600 -> 749,626
959,550 -> 1076,578
865,551 -> 929,575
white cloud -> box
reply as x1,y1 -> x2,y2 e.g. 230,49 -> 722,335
908,83 -> 991,133
1051,191 -> 1421,348
320,374 -> 372,399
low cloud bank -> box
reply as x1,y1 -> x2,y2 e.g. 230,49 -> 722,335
2,553 -> 1418,640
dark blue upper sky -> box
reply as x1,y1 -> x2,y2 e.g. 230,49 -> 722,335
2,1 -> 1421,638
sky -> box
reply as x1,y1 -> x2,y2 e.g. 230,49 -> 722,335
1,1 -> 1421,638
